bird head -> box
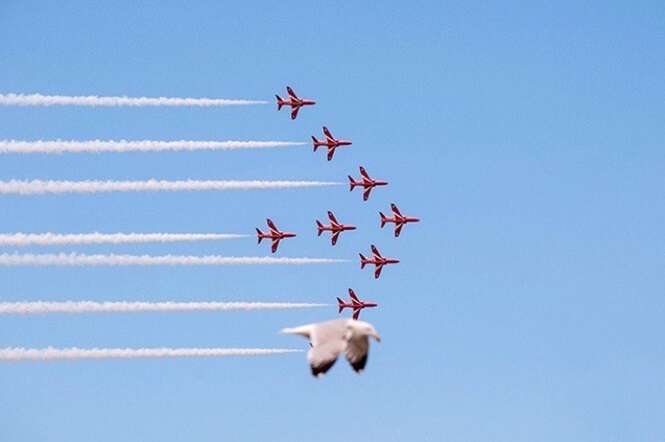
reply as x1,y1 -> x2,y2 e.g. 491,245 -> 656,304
350,320 -> 381,343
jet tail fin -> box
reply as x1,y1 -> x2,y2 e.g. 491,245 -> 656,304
315,220 -> 324,236
311,136 -> 320,151
379,212 -> 388,228
275,95 -> 284,110
359,253 -> 368,269
336,297 -> 344,314
348,176 -> 357,191
256,228 -> 263,244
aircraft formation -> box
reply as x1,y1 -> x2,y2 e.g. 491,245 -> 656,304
274,86 -> 420,362
0,85 -> 419,377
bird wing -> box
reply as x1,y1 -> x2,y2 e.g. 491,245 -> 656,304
307,319 -> 352,377
345,334 -> 370,373
308,339 -> 347,377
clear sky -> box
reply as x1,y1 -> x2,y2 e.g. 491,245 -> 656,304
0,1 -> 663,441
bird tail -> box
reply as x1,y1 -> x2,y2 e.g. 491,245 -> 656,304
280,325 -> 312,337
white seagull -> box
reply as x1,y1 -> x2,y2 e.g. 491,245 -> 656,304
281,319 -> 381,377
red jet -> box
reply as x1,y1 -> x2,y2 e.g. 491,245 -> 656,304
360,244 -> 400,279
380,203 -> 421,237
348,166 -> 388,201
311,127 -> 352,161
316,211 -> 357,246
337,289 -> 378,320
275,86 -> 316,120
256,219 -> 296,253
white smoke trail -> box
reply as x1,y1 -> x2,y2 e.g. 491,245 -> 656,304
0,139 -> 305,154
0,301 -> 328,315
0,253 -> 347,266
0,233 -> 249,246
0,347 -> 301,362
0,179 -> 341,195
0,93 -> 266,107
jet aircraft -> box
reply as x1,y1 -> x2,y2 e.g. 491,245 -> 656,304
337,289 -> 378,320
311,126 -> 352,161
316,211 -> 357,245
256,219 -> 296,253
275,86 -> 316,120
348,166 -> 388,201
380,203 -> 421,237
359,244 -> 400,279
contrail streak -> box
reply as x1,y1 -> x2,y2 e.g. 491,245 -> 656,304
0,253 -> 347,266
0,139 -> 305,154
0,233 -> 249,246
0,301 -> 328,315
0,347 -> 301,362
0,93 -> 266,107
0,179 -> 341,195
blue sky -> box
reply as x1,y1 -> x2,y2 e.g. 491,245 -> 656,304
0,1 -> 664,440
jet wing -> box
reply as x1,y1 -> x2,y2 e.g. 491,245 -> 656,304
374,265 -> 383,279
323,126 -> 334,141
352,309 -> 361,320
286,86 -> 298,99
370,245 -> 382,258
266,219 -> 279,234
290,107 -> 300,120
327,211 -> 339,225
348,289 -> 360,302
327,146 -> 335,161
391,203 -> 402,216
331,231 -> 340,246
362,187 -> 372,201
359,166 -> 370,180
271,238 -> 280,253
394,223 -> 404,238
